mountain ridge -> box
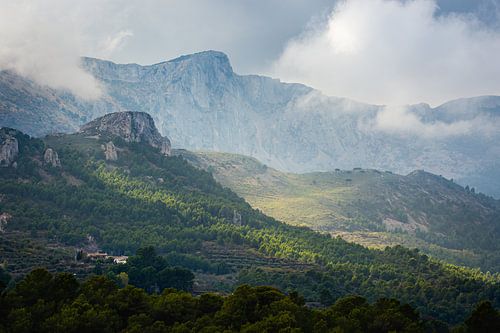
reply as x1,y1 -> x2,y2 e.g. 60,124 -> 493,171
1,50 -> 499,196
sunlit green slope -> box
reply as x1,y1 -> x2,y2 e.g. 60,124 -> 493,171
180,151 -> 500,272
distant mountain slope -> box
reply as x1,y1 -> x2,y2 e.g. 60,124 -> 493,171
180,150 -> 500,272
1,51 -> 500,196
1,114 -> 499,324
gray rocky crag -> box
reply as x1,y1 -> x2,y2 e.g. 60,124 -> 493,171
80,111 -> 171,156
43,148 -> 61,168
0,212 -> 11,233
102,141 -> 118,161
0,128 -> 19,167
232,210 -> 242,226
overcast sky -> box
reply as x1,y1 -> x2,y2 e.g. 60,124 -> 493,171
0,0 -> 499,105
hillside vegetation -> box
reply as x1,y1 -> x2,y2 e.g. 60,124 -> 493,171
2,266 -> 500,332
0,123 -> 499,324
180,151 -> 500,272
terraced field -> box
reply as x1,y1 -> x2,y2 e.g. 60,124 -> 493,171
0,231 -> 94,279
193,241 -> 318,294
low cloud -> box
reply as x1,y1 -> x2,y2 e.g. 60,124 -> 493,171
368,105 -> 496,138
0,1 -> 120,100
99,30 -> 134,59
272,0 -> 500,106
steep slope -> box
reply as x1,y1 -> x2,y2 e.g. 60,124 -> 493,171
0,114 -> 499,324
1,51 -> 499,196
180,151 -> 500,272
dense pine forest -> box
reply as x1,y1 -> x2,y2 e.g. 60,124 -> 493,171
1,125 -> 500,330
1,264 -> 499,332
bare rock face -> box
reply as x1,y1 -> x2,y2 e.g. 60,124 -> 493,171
232,209 -> 242,226
102,141 -> 118,161
0,128 -> 19,167
44,148 -> 61,168
80,112 -> 171,156
160,140 -> 171,156
0,212 -> 12,233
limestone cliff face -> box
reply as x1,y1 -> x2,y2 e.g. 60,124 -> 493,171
1,51 -> 500,196
44,148 -> 61,168
0,128 -> 19,167
80,111 -> 171,156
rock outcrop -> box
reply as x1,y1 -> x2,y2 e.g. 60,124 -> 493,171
0,212 -> 11,233
0,128 -> 19,167
44,148 -> 61,168
80,112 -> 171,156
102,141 -> 118,161
232,209 -> 242,226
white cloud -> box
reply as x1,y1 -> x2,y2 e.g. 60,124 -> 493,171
0,0 -> 138,100
99,30 -> 134,59
272,0 -> 500,106
0,1 -> 105,99
367,105 -> 497,138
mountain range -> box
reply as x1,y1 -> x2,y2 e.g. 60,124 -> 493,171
1,51 -> 499,197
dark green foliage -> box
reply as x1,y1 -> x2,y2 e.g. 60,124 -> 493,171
110,247 -> 194,292
1,269 -> 497,332
0,266 -> 11,293
464,301 -> 500,333
164,252 -> 231,275
236,245 -> 500,324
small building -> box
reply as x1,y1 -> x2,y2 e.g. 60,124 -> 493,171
86,251 -> 108,260
111,256 -> 128,264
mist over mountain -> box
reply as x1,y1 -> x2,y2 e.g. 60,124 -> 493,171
1,50 -> 499,196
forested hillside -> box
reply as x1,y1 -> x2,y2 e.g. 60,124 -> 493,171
0,119 -> 499,324
180,151 -> 500,272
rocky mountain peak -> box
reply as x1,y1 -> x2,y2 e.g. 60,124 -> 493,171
79,112 -> 171,156
166,50 -> 233,74
81,50 -> 234,84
